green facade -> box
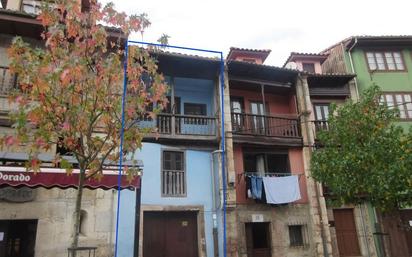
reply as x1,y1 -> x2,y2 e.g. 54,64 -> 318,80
340,41 -> 412,257
346,48 -> 412,91
344,46 -> 412,130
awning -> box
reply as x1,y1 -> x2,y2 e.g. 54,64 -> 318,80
0,166 -> 140,190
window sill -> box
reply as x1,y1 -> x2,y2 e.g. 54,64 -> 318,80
289,244 -> 309,249
368,70 -> 407,73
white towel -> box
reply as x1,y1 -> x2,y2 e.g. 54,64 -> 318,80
262,175 -> 301,204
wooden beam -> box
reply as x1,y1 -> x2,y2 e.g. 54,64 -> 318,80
229,76 -> 292,88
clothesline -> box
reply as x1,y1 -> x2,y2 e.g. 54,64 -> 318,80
238,172 -> 304,186
241,172 -> 305,177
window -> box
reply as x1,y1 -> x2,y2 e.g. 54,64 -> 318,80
250,102 -> 267,133
302,63 -> 316,73
380,92 -> 412,119
231,97 -> 244,131
314,104 -> 330,131
162,151 -> 185,197
184,103 -> 206,116
230,97 -> 244,113
183,103 -> 207,125
164,96 -> 181,114
366,51 -> 405,71
242,58 -> 257,63
243,153 -> 290,175
314,104 -> 330,120
289,225 -> 305,247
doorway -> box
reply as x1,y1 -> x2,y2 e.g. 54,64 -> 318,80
143,211 -> 198,257
245,222 -> 271,257
333,209 -> 361,256
0,220 -> 38,257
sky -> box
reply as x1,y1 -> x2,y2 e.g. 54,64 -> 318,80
103,0 -> 411,67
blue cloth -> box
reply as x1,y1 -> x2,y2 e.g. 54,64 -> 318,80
250,176 -> 263,200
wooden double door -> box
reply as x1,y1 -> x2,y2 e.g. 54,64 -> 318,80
381,209 -> 412,257
143,211 -> 199,257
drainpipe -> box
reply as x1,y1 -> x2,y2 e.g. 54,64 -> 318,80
211,150 -> 223,257
347,38 -> 360,100
297,75 -> 329,257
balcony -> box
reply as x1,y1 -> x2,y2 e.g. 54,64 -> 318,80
0,66 -> 17,95
231,112 -> 301,146
313,120 -> 329,132
139,113 -> 218,141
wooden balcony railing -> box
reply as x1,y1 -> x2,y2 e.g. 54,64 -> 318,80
313,120 -> 329,133
161,169 -> 186,196
231,112 -> 301,138
0,66 -> 17,95
139,113 -> 217,137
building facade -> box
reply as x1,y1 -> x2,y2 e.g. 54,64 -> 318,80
0,1 -> 137,257
118,52 -> 224,257
223,48 -> 337,257
285,51 -> 379,257
321,36 -> 412,257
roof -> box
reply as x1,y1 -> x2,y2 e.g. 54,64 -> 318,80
148,49 -> 221,79
229,47 -> 272,53
227,60 -> 298,86
283,52 -> 328,67
227,47 -> 271,63
321,35 -> 412,53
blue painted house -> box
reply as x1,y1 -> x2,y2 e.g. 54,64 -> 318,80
118,52 -> 224,257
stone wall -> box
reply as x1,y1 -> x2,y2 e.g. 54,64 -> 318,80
0,187 -> 119,257
234,204 -> 314,257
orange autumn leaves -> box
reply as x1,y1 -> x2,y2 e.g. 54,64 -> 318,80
4,0 -> 168,179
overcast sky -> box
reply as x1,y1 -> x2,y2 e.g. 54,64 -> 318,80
104,0 -> 411,66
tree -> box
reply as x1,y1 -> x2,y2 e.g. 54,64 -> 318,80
5,0 -> 167,249
311,85 -> 412,211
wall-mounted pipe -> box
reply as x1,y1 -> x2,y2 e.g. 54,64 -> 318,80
347,38 -> 360,100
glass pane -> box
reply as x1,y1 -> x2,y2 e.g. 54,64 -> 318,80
385,94 -> 394,108
366,52 -> 374,58
385,53 -> 396,70
251,103 -> 259,115
231,101 -> 242,113
375,53 -> 385,70
379,95 -> 385,105
322,106 -> 330,120
184,103 -> 206,116
405,95 -> 412,118
396,95 -> 406,118
393,52 -> 404,70
366,53 -> 377,70
315,105 -> 323,120
174,152 -> 183,171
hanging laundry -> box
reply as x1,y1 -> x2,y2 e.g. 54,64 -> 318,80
250,175 -> 263,200
262,175 -> 301,204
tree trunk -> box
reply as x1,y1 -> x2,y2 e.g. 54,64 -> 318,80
70,165 -> 86,256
